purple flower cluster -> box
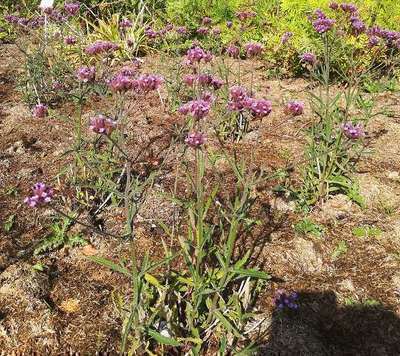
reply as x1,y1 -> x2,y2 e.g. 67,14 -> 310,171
245,42 -> 263,57
236,11 -> 257,21
179,98 -> 212,120
108,73 -> 136,92
183,74 -> 223,90
228,86 -> 272,118
285,101 -> 304,116
185,46 -> 213,65
5,14 -> 45,29
64,2 -> 80,16
64,35 -> 77,45
33,104 -> 48,118
202,17 -> 212,25
350,16 -> 365,35
85,41 -> 119,55
136,74 -> 164,93
176,26 -> 188,35
366,27 -> 400,48
77,66 -> 96,82
185,132 -> 206,148
281,31 -> 293,44
341,122 -> 365,139
313,16 -> 335,34
274,289 -> 299,310
120,18 -> 133,28
196,27 -> 209,36
340,3 -> 358,14
89,115 -> 117,135
24,183 -> 54,208
226,44 -> 240,58
226,21 -> 233,29
300,52 -> 317,65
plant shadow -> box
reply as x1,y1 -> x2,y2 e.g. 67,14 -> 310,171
258,290 -> 400,355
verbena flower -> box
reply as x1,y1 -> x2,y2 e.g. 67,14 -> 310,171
236,11 -> 256,21
300,52 -> 317,65
368,35 -> 380,47
212,27 -> 221,36
226,44 -> 240,58
285,100 -> 304,116
183,74 -> 196,86
340,3 -> 358,14
145,27 -> 158,39
64,2 -> 80,16
350,16 -> 365,35
77,66 -> 96,82
176,26 -> 188,35
202,16 -> 212,25
329,2 -> 339,10
313,17 -> 335,33
85,40 -> 119,55
64,35 -> 76,45
185,132 -> 206,148
274,289 -> 299,310
197,73 -> 213,86
179,99 -> 211,119
226,21 -> 233,28
200,91 -> 215,103
246,98 -> 272,118
245,42 -> 263,57
228,86 -> 249,112
33,104 -> 48,118
120,18 -> 132,28
89,115 -> 117,135
196,27 -> 209,36
185,46 -> 213,65
281,31 -> 293,44
211,77 -> 224,90
136,74 -> 164,93
341,122 -> 365,139
24,182 -> 54,208
108,73 -> 135,92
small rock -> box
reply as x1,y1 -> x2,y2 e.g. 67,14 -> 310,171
388,171 -> 399,180
319,194 -> 354,221
59,298 -> 80,313
293,238 -> 323,273
272,197 -> 296,213
81,244 -> 98,256
339,278 -> 355,292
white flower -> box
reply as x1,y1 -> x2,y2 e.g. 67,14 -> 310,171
39,0 -> 54,10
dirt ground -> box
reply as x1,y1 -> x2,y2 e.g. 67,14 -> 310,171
1,41 -> 400,354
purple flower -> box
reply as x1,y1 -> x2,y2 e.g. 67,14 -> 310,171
197,73 -> 213,86
274,289 -> 299,310
201,91 -> 215,103
85,40 -> 119,55
77,66 -> 96,82
185,46 -> 213,65
340,3 -> 358,14
329,2 -> 339,10
281,31 -> 293,44
245,42 -> 263,57
300,52 -> 317,65
24,182 -> 54,208
64,2 -> 80,16
368,36 -> 380,47
89,115 -> 117,135
33,104 -> 48,118
314,9 -> 327,19
236,11 -> 256,21
226,44 -> 240,58
64,35 -> 77,45
341,122 -> 365,139
145,27 -> 158,39
228,86 -> 249,112
176,26 -> 188,35
120,18 -> 133,28
179,99 -> 211,119
211,77 -> 224,90
246,98 -> 272,118
313,17 -> 335,33
285,101 -> 304,116
108,73 -> 135,92
212,27 -> 221,36
185,131 -> 206,148
136,74 -> 164,93
226,21 -> 233,28
183,74 -> 196,86
196,27 -> 209,36
202,17 -> 212,25
350,17 -> 365,35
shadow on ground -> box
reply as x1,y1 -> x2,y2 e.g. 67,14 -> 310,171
259,290 -> 400,355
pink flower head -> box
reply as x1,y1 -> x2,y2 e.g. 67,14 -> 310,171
183,74 -> 196,86
281,31 -> 293,44
196,27 -> 209,36
185,131 -> 206,148
176,26 -> 188,35
120,18 -> 133,28
226,44 -> 240,58
145,27 -> 158,39
64,35 -> 77,45
136,74 -> 164,93
24,182 -> 54,207
85,40 -> 119,55
202,17 -> 212,25
245,42 -> 263,57
185,46 -> 213,65
312,17 -> 335,33
211,77 -> 224,90
368,36 -> 380,47
201,91 -> 215,103
285,100 -> 304,116
226,21 -> 233,28
179,99 -> 211,119
89,114 -> 117,135
228,86 -> 249,112
300,52 -> 317,65
33,104 -> 48,118
108,73 -> 135,92
341,122 -> 365,139
64,2 -> 80,16
340,3 -> 358,14
212,27 -> 221,36
350,16 -> 365,35
246,98 -> 272,118
236,11 -> 256,21
77,66 -> 96,82
197,73 -> 213,86
329,2 -> 339,10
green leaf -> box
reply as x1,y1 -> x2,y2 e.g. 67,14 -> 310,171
233,268 -> 270,280
214,311 -> 241,338
4,214 -> 15,232
144,273 -> 163,289
88,256 -> 130,277
148,329 -> 181,346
